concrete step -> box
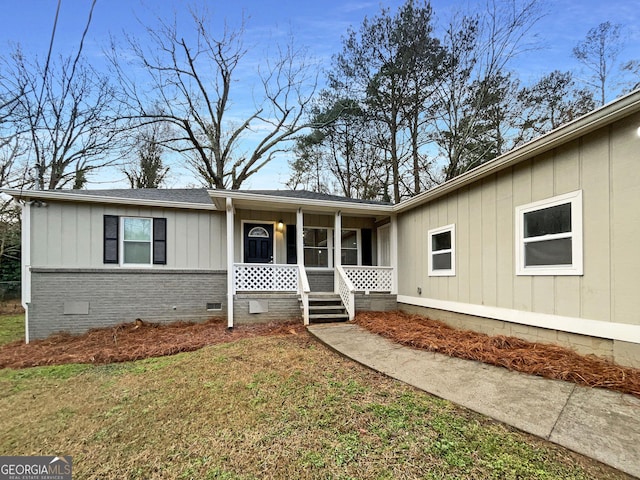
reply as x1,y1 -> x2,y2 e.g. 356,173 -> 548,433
309,305 -> 346,311
308,313 -> 349,322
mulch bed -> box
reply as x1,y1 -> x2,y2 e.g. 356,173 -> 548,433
354,311 -> 640,398
0,318 -> 306,369
2,310 -> 639,399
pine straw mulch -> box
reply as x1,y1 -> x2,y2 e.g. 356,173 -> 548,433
0,318 -> 306,369
353,311 -> 640,398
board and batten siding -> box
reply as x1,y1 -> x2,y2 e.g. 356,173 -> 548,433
29,202 -> 226,269
397,111 -> 640,329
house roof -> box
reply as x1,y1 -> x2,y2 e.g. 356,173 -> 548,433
1,188 -> 217,211
241,190 -> 390,205
207,189 -> 394,215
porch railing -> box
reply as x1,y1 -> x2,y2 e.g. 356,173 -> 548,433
342,266 -> 393,292
233,263 -> 299,293
299,267 -> 311,325
336,265 -> 355,320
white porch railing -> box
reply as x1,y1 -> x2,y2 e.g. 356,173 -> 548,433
342,266 -> 393,292
299,267 -> 311,325
336,265 -> 355,320
233,263 -> 299,293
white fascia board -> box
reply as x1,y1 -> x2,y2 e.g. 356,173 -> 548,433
394,89 -> 640,214
0,189 -> 219,211
207,190 -> 394,215
397,295 -> 640,344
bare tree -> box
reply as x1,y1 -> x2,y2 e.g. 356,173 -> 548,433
108,8 -> 318,189
573,21 -> 623,106
4,50 -> 121,189
433,0 -> 543,181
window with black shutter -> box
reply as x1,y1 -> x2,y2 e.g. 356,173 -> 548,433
153,218 -> 167,265
103,215 -> 119,263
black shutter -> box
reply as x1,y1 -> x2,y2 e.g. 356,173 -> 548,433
286,224 -> 297,264
153,218 -> 167,265
103,215 -> 119,264
361,228 -> 372,266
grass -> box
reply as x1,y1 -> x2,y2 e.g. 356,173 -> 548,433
0,316 -> 629,479
0,312 -> 24,345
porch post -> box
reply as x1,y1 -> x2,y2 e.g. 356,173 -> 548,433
226,197 -> 234,328
334,210 -> 342,292
390,214 -> 398,294
296,208 -> 304,268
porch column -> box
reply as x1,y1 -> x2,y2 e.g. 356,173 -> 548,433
334,210 -> 342,292
226,197 -> 234,328
296,208 -> 304,267
390,214 -> 398,294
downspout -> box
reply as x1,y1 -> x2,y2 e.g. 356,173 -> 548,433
21,201 -> 31,343
226,197 -> 234,329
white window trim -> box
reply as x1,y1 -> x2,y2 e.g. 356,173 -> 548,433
120,217 -> 153,267
303,226 -> 333,269
301,226 -> 365,269
428,224 -> 456,277
340,228 -> 361,266
515,190 -> 583,276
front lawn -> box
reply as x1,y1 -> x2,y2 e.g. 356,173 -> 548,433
0,327 -> 628,479
0,312 -> 24,346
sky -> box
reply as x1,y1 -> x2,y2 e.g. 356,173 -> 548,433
1,0 -> 639,190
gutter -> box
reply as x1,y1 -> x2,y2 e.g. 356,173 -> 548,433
0,189 -> 219,211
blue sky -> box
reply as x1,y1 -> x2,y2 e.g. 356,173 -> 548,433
1,0 -> 639,189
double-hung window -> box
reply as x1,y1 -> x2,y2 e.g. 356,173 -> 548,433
515,190 -> 583,275
428,224 -> 455,276
122,217 -> 152,265
103,215 -> 166,266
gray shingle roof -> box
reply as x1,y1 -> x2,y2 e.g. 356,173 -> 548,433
245,190 -> 391,205
62,188 -> 214,205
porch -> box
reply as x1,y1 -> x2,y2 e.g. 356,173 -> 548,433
210,190 -> 398,328
232,263 -> 397,325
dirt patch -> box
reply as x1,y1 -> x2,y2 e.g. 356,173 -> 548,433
354,311 -> 640,398
0,299 -> 24,315
0,318 -> 306,369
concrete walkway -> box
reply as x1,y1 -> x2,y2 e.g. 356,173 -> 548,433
307,323 -> 640,478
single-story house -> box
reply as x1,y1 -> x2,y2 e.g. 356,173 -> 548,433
3,89 -> 640,368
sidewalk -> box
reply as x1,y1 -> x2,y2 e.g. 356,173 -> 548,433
308,323 -> 640,478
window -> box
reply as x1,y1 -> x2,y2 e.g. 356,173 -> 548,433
428,224 -> 455,276
303,228 -> 330,267
123,217 -> 152,264
103,215 -> 166,266
341,229 -> 359,265
515,190 -> 582,275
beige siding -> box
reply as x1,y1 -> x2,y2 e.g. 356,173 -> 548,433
30,202 -> 226,269
397,111 -> 640,328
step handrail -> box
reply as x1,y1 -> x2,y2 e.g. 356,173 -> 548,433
298,266 -> 311,325
336,265 -> 355,320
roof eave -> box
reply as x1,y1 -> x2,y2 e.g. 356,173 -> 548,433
0,189 -> 219,211
207,189 -> 394,215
